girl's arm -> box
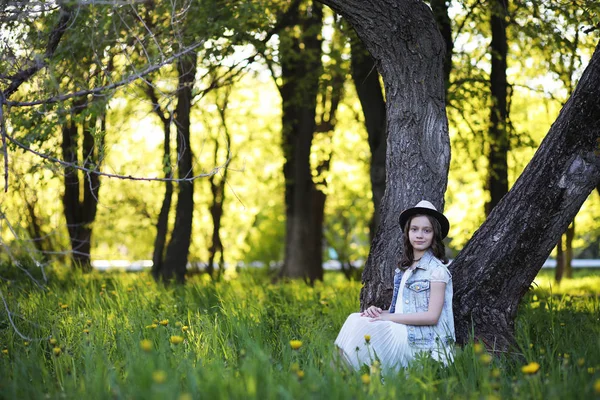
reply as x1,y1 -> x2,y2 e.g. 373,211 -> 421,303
369,282 -> 446,326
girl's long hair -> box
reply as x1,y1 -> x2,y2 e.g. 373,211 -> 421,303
399,214 -> 448,269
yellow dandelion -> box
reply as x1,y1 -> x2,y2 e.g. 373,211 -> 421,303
563,353 -> 570,359
290,340 -> 302,350
529,343 -> 533,348
110,291 -> 117,296
296,370 -> 305,379
170,336 -> 184,345
127,287 -> 134,292
593,379 -> 600,394
577,358 -> 585,367
140,339 -> 152,352
560,322 -> 565,327
49,338 -> 57,345
83,329 -> 90,334
491,368 -> 501,378
53,347 -> 61,357
521,362 -> 540,374
159,319 -> 169,326
480,353 -> 493,365
61,304 -> 68,309
152,370 -> 167,384
146,324 -> 158,329
182,326 -> 189,332
540,348 -> 546,355
2,349 -> 8,355
153,319 -> 159,324
588,367 -> 596,374
361,373 -> 371,385
364,334 -> 371,344
473,342 -> 484,354
23,341 -> 29,347
86,320 -> 92,327
101,284 -> 106,289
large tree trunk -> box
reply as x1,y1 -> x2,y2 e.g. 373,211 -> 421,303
61,109 -> 103,272
279,1 -> 324,282
320,0 -> 451,307
485,0 -> 510,216
451,41 -> 600,351
349,31 -> 387,240
162,53 -> 197,284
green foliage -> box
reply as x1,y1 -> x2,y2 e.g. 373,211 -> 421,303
1,269 -> 599,398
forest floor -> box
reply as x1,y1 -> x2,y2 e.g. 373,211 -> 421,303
0,267 -> 599,399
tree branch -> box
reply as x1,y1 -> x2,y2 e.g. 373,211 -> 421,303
3,6 -> 72,98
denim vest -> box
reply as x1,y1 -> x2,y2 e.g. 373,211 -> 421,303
389,250 -> 455,351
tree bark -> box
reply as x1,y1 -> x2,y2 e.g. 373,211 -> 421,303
320,0 -> 451,308
485,0 -> 510,216
451,41 -> 600,351
349,30 -> 387,240
279,1 -> 324,282
162,53 -> 197,284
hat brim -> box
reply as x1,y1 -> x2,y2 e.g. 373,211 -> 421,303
399,207 -> 449,239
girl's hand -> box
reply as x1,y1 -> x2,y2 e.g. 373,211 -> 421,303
361,305 -> 383,318
368,313 -> 389,322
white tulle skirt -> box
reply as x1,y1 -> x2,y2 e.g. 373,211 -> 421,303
334,313 -> 417,371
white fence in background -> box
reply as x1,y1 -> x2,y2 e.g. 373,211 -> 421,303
91,259 -> 600,272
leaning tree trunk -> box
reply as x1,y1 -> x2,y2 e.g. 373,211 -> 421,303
320,0 -> 451,308
162,53 -> 197,284
451,41 -> 600,351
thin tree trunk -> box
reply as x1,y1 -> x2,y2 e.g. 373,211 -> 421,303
349,30 -> 387,241
207,146 -> 227,279
145,83 -> 174,280
152,118 -> 173,280
61,107 -> 103,272
430,0 -> 454,87
565,222 -> 574,279
279,1 -> 324,282
485,0 -> 510,216
162,53 -> 197,284
451,41 -> 600,351
555,235 -> 565,283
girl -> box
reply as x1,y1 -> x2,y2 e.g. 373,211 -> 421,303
334,200 -> 455,371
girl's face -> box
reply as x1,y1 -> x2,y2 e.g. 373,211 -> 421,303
408,215 -> 434,253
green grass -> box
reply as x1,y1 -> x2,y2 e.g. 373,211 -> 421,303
1,268 -> 599,399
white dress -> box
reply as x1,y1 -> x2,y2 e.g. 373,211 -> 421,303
334,267 -> 417,371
